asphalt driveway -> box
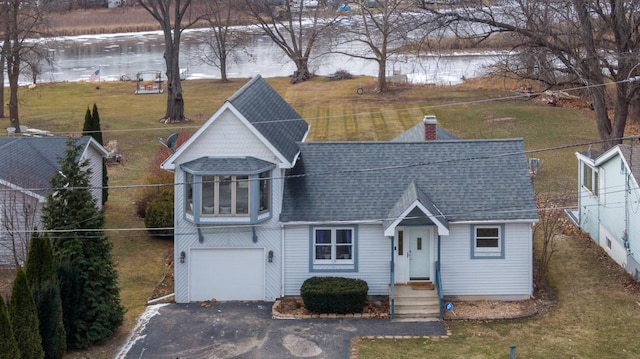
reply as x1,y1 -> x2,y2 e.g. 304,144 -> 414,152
117,301 -> 446,359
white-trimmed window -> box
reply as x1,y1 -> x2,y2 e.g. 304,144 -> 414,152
582,162 -> 599,196
471,225 -> 504,259
314,228 -> 354,263
200,175 -> 249,216
476,227 -> 499,249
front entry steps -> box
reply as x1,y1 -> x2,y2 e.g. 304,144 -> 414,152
391,283 -> 440,322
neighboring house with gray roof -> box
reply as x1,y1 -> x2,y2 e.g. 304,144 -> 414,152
575,143 -> 640,279
162,75 -> 538,319
391,115 -> 459,142
0,136 -> 108,266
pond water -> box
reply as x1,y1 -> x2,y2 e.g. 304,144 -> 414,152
13,28 -> 504,86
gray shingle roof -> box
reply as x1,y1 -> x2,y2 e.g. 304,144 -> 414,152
182,156 -> 275,174
280,139 -> 538,223
382,181 -> 449,232
228,75 -> 309,163
0,136 -> 92,196
391,121 -> 459,142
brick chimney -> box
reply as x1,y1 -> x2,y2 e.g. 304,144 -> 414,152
424,115 -> 437,141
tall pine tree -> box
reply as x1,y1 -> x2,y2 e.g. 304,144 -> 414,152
42,138 -> 123,349
82,104 -> 108,205
9,267 -> 44,359
0,295 -> 20,359
26,232 -> 66,359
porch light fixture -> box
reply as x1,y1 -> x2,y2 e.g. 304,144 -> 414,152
180,251 -> 186,264
268,250 -> 274,263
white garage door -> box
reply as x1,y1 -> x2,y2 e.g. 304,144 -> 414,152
189,248 -> 264,301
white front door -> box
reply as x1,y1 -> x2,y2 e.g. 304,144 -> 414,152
408,228 -> 430,280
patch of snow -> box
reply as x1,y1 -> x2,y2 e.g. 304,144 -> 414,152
113,303 -> 169,359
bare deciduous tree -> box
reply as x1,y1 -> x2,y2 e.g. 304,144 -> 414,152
534,195 -> 565,276
2,0 -> 49,132
423,0 -> 640,150
200,0 -> 249,83
139,0 -> 207,123
242,0 -> 342,84
328,0 -> 425,93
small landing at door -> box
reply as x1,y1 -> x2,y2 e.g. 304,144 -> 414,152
409,282 -> 434,290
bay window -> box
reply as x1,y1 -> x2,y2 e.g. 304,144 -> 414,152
181,156 -> 274,223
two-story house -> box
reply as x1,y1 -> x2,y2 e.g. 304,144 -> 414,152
161,75 -> 538,318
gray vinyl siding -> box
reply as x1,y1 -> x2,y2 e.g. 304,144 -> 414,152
82,145 -> 104,209
629,186 -> 640,275
283,223 -> 391,296
440,222 -> 532,298
173,168 -> 284,302
0,184 -> 42,266
578,158 -> 600,242
579,150 -> 640,277
179,109 -> 282,165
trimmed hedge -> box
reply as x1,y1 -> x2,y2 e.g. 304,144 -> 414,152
300,277 -> 368,314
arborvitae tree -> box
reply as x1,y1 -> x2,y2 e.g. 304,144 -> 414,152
9,267 -> 44,359
82,104 -> 108,205
26,232 -> 66,359
90,104 -> 104,145
0,295 -> 20,359
82,107 -> 92,138
41,138 -> 123,349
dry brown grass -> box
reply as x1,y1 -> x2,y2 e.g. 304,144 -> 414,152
47,7 -> 165,36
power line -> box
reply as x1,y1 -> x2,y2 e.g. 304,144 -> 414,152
20,72 -> 634,137
3,135 -> 639,194
5,194 -> 636,238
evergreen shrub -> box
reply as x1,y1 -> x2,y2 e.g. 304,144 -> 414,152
300,276 -> 368,314
144,189 -> 174,239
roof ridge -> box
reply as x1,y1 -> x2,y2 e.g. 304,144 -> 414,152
227,74 -> 263,103
299,138 -> 525,145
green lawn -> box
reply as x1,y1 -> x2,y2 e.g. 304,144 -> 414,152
4,75 -> 616,357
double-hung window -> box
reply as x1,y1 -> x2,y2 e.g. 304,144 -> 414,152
314,228 -> 354,263
471,225 -> 504,259
582,162 -> 599,196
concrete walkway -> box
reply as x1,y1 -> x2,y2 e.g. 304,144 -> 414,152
118,301 -> 446,359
